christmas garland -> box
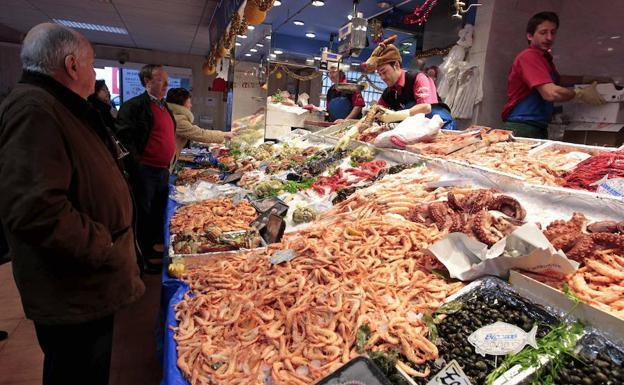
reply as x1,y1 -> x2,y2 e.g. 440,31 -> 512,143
413,44 -> 454,59
402,0 -> 439,25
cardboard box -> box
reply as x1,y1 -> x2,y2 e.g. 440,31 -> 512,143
561,122 -> 624,147
564,102 -> 624,123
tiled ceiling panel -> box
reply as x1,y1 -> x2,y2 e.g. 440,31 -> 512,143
0,0 -> 219,55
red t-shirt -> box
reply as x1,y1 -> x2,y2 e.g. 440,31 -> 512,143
377,70 -> 438,108
140,103 -> 176,169
502,46 -> 559,121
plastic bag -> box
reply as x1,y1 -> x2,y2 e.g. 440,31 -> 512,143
373,113 -> 443,149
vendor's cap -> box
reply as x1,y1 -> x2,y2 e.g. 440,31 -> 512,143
362,35 -> 401,73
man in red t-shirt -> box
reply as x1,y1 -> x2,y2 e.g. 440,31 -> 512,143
116,64 -> 176,273
502,12 -> 606,138
326,68 -> 365,122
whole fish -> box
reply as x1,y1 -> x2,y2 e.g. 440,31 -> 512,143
467,321 -> 538,356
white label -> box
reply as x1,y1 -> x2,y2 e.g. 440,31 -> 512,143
426,360 -> 472,385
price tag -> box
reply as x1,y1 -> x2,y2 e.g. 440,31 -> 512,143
426,360 -> 472,385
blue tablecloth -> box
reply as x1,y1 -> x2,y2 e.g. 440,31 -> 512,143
159,183 -> 190,385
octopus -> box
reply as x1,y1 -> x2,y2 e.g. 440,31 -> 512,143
408,189 -> 527,246
543,213 -> 624,262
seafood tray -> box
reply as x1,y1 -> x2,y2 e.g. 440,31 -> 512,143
548,332 -> 624,385
370,278 -> 560,385
316,356 -> 393,385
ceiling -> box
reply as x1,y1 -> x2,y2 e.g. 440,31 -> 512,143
0,0 -> 218,55
235,0 -> 464,65
0,0 -> 465,61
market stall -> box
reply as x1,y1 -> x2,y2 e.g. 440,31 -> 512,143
159,117 -> 624,385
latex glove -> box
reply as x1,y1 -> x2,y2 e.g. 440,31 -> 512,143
379,107 -> 411,123
574,81 -> 606,105
335,125 -> 359,150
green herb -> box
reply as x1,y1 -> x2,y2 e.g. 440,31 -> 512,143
306,154 -> 321,162
210,361 -> 225,370
368,350 -> 399,373
423,312 -> 438,342
326,164 -> 338,176
561,282 -> 582,304
431,268 -> 451,280
281,178 -> 316,193
350,159 -> 360,167
434,300 -> 462,316
271,89 -> 285,103
485,320 -> 585,385
355,323 -> 371,353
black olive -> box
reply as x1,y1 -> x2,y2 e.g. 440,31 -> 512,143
581,377 -> 592,385
569,375 -> 582,384
594,359 -> 610,369
595,372 -> 608,383
475,361 -> 487,371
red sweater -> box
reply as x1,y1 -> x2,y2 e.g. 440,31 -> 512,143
140,103 -> 175,169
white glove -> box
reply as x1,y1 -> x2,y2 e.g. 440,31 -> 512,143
335,125 -> 359,150
574,81 -> 606,105
379,107 -> 411,123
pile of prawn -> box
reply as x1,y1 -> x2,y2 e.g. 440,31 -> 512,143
173,216 -> 463,384
567,248 -> 624,319
170,198 -> 257,235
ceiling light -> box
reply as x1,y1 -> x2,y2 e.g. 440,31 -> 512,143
314,56 -> 321,60
256,43 -> 264,47
247,25 -> 255,30
265,35 -> 271,40
293,20 -> 305,26
402,50 -> 410,54
250,48 -> 258,52
607,47 -> 614,51
245,53 -> 252,56
403,42 -> 412,46
235,42 -> 241,46
312,0 -> 325,6
351,62 -> 360,66
274,0 -> 281,5
611,35 -> 621,39
237,34 -> 247,39
270,53 -> 277,58
377,1 -> 391,8
305,32 -> 316,38
347,14 -> 353,20
274,49 -> 283,54
53,19 -> 127,34
306,58 -> 314,64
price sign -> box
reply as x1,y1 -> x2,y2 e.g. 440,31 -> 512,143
426,360 -> 472,385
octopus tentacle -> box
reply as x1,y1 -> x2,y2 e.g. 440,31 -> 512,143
487,195 -> 526,220
472,210 -> 502,246
566,235 -> 594,262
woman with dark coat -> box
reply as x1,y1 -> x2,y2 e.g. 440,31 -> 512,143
88,79 -> 117,130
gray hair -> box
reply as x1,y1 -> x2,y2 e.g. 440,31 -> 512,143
20,23 -> 84,75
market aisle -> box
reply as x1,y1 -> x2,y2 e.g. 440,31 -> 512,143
0,262 -> 163,385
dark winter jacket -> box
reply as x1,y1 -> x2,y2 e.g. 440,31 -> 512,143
0,71 -> 145,325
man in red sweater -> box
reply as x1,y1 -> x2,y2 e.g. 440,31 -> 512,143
116,64 -> 176,273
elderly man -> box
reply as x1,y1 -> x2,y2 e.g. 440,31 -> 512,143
116,64 -> 176,273
0,23 -> 144,385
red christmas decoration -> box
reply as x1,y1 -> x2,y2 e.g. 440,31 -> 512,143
402,0 -> 439,25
